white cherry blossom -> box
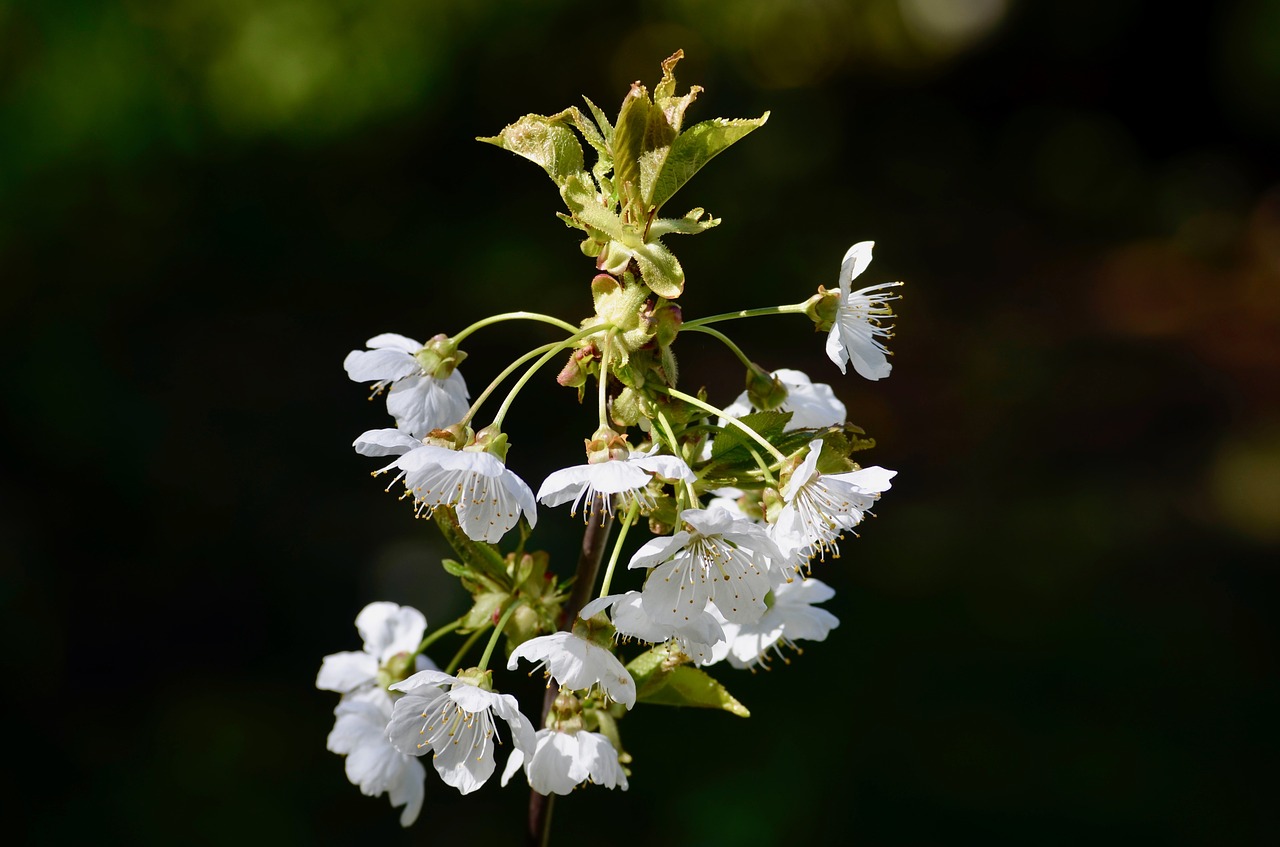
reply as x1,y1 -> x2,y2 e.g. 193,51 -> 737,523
501,728 -> 628,795
718,577 -> 840,670
345,333 -> 470,437
769,439 -> 895,575
354,429 -> 537,543
721,368 -> 846,430
507,631 -> 636,709
629,508 -> 783,625
825,242 -> 902,380
316,601 -> 427,694
326,687 -> 426,826
387,670 -> 536,795
580,592 -> 726,665
536,452 -> 694,517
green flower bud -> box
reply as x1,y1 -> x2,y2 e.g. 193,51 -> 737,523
745,363 -> 788,411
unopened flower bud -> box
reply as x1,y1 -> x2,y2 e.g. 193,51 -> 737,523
745,363 -> 788,411
556,343 -> 598,388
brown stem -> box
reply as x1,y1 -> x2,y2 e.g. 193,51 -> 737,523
525,508 -> 614,847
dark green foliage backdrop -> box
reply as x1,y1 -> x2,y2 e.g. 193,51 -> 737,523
4,1 -> 1278,844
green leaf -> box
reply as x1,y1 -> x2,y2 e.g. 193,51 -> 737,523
625,643 -> 680,699
477,109 -> 584,186
582,96 -> 614,147
711,410 -> 793,460
640,665 -> 750,717
612,84 -> 650,211
652,50 -> 702,133
648,207 -> 720,238
646,113 -> 769,216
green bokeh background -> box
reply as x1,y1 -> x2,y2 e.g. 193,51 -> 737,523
5,1 -> 1278,844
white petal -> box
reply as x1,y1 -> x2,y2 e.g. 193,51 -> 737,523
355,601 -> 427,664
316,651 -> 378,693
344,347 -> 420,384
831,465 -> 896,494
839,241 -> 875,293
386,372 -> 470,437
629,453 -> 695,481
353,428 -> 422,457
366,333 -> 423,352
536,465 -> 595,506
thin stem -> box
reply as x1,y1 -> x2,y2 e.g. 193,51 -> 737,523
654,409 -> 698,506
493,323 -> 612,428
527,508 -> 613,847
415,618 -> 462,657
683,302 -> 807,328
444,626 -> 488,675
477,601 -> 523,672
599,500 -> 640,598
659,386 -> 787,463
683,324 -> 753,369
452,311 -> 579,344
598,330 -> 612,428
461,341 -> 561,425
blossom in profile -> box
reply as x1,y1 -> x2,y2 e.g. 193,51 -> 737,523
536,451 -> 694,517
825,242 -> 902,380
507,631 -> 636,709
354,429 -> 537,543
316,601 -> 428,694
721,368 -> 846,430
344,333 -> 470,437
501,728 -> 628,795
387,670 -> 536,795
326,687 -> 427,826
717,577 -> 839,670
629,508 -> 783,624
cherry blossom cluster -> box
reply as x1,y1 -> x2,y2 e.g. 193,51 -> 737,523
316,53 -> 903,836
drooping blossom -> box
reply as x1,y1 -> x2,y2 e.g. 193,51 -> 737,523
717,577 -> 839,670
536,452 -> 694,518
501,728 -> 628,795
507,631 -> 636,709
769,439 -> 895,575
580,592 -> 727,665
387,670 -> 536,795
327,687 -> 427,826
344,333 -> 469,437
354,429 -> 537,543
316,601 -> 427,694
629,508 -> 783,625
721,368 -> 846,430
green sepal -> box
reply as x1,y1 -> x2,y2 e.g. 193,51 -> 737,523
639,664 -> 751,718
461,590 -> 510,632
561,174 -> 686,298
477,109 -> 585,187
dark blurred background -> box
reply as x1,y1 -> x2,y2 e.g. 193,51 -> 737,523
4,0 -> 1278,844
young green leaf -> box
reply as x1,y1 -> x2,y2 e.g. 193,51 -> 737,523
477,109 -> 585,187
